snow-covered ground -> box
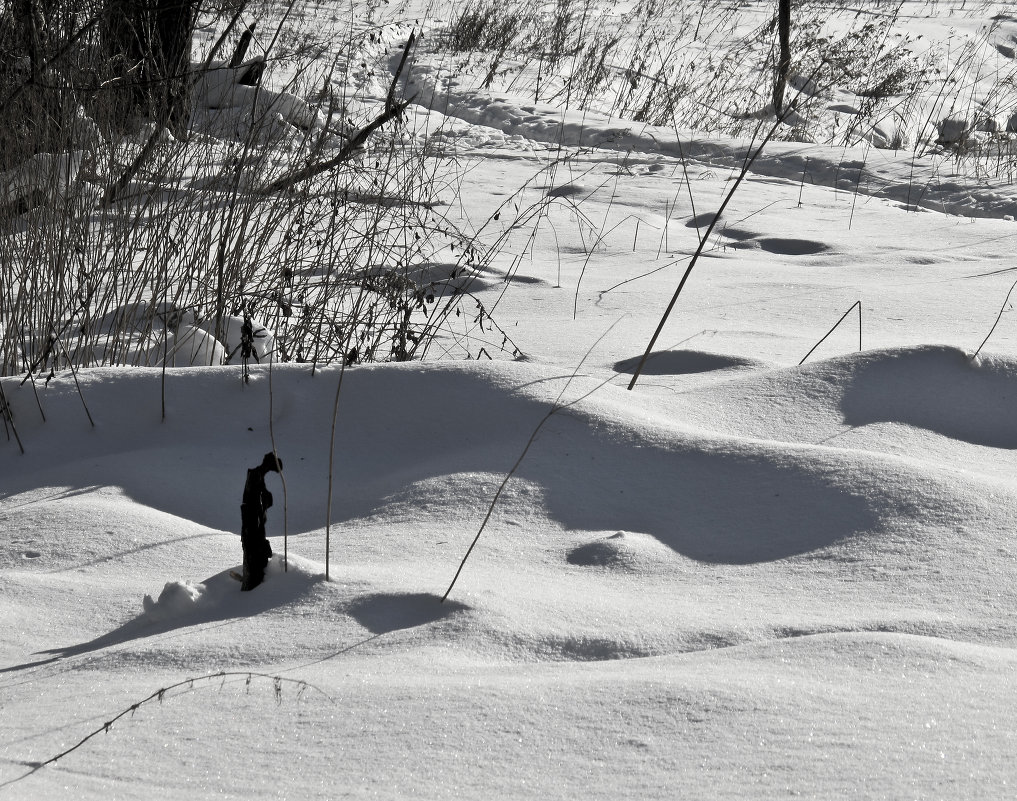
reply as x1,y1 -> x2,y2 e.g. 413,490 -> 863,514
3,1 -> 1017,798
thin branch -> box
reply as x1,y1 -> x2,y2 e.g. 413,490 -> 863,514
625,112 -> 779,390
55,340 -> 95,427
257,34 -> 417,196
799,300 -> 862,365
971,278 -> 1017,361
442,319 -> 624,602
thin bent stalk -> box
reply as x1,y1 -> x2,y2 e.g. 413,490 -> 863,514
442,319 -> 623,602
626,98 -> 801,391
971,277 -> 1017,361
799,301 -> 862,365
3,671 -> 331,788
267,352 -> 288,571
324,359 -> 350,582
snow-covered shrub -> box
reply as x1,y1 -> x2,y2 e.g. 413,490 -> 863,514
435,0 -> 937,148
443,1 -> 537,54
163,325 -> 226,367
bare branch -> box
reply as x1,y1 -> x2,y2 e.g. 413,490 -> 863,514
257,33 -> 417,196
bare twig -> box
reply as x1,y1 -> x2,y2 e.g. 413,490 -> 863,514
442,319 -> 623,602
799,300 -> 862,365
267,352 -> 289,571
257,34 -> 418,196
0,380 -> 25,454
0,16 -> 101,120
55,339 -> 95,427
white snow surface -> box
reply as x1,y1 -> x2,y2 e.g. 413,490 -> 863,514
3,2 -> 1017,799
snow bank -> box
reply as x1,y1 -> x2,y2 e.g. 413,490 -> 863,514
407,78 -> 1017,219
141,553 -> 326,626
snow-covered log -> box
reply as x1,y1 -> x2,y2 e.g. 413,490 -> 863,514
193,62 -> 322,131
203,316 -> 275,363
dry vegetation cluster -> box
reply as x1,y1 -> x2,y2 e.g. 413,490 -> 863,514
441,0 -> 1017,148
0,0 -> 515,381
1,0 -> 1015,380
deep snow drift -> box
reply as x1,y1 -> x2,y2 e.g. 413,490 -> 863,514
3,349 -> 1015,798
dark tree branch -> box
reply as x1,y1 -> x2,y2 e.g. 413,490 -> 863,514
229,23 -> 257,68
256,33 -> 417,196
773,0 -> 791,116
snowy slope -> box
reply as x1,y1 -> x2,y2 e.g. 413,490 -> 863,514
3,350 -> 1016,798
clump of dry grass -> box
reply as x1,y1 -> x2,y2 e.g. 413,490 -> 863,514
0,2 -> 522,379
435,0 -> 1009,158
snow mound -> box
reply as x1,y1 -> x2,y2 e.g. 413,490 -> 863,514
530,632 -> 655,661
347,592 -> 469,635
840,346 -> 1017,447
6,356 -> 1012,570
142,579 -> 206,622
677,345 -> 1017,450
566,531 -> 678,572
720,630 -> 1017,672
141,553 -> 325,625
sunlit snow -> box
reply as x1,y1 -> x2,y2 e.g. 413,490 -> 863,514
2,2 -> 1017,799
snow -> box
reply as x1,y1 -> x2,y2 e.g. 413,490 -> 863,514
192,63 -> 325,140
3,1 -> 1017,799
0,151 -> 83,208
